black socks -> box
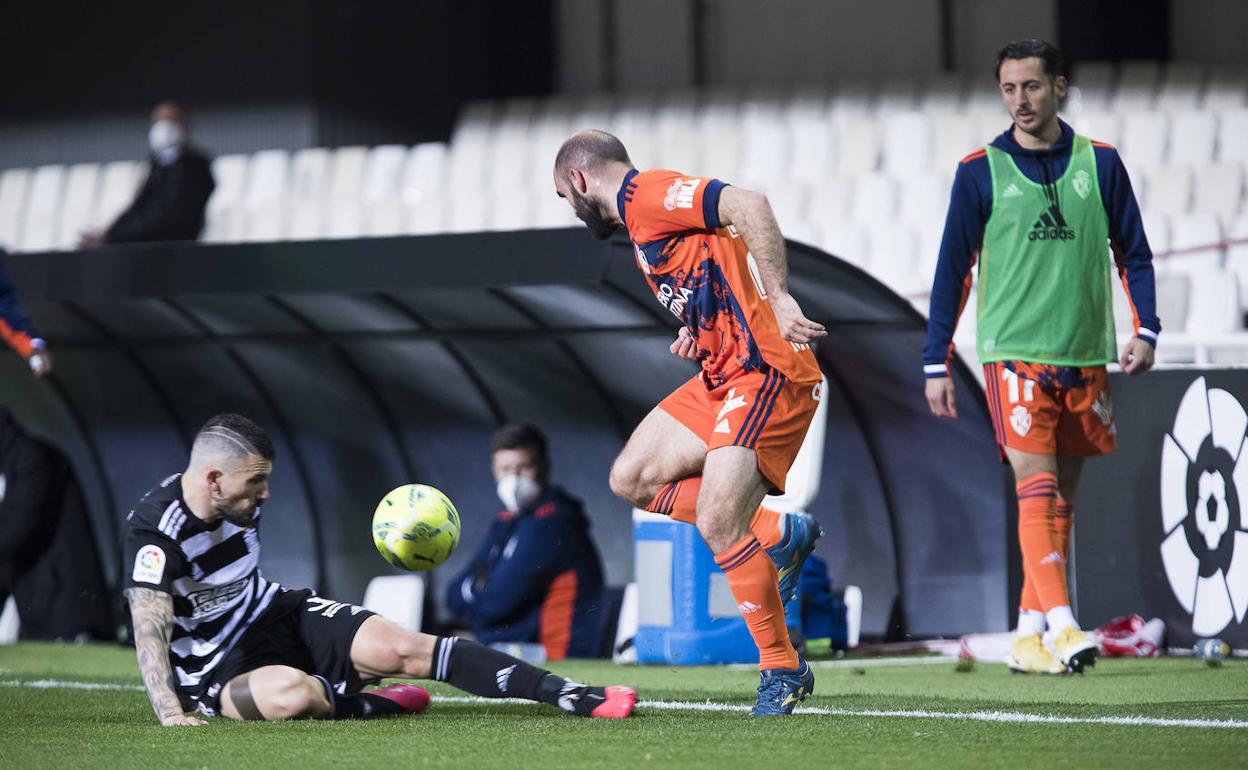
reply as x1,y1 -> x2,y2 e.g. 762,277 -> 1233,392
314,675 -> 403,720
432,636 -> 590,712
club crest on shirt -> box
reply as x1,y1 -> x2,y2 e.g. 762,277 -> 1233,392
1072,169 -> 1092,200
1010,405 -> 1033,437
663,178 -> 701,211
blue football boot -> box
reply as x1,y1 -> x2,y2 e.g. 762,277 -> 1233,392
749,657 -> 815,717
767,512 -> 823,604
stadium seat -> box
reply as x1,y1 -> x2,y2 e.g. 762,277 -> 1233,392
18,165 -> 65,252
361,574 -> 424,632
0,168 -> 30,250
882,112 -> 933,174
898,171 -> 950,230
740,105 -> 790,188
875,77 -> 918,114
931,113 -> 980,171
532,184 -> 578,229
1204,66 -> 1248,110
832,115 -> 881,178
1112,61 -> 1161,112
787,112 -> 835,184
1216,108 -> 1248,168
807,179 -> 852,227
1155,272 -> 1191,333
829,81 -> 873,116
487,182 -> 535,231
850,172 -> 898,224
1069,61 -> 1115,112
1187,268 -> 1242,334
762,181 -> 810,234
401,143 -> 449,234
1168,211 -> 1224,274
817,220 -> 868,266
202,154 -> 248,243
1156,62 -> 1205,112
1141,209 -> 1171,256
242,149 -> 289,242
865,222 -> 921,294
975,113 -> 1010,148
452,99 -> 494,145
55,163 -> 100,249
286,147 -> 331,240
92,160 -> 145,233
359,144 -> 408,237
1119,111 -> 1169,170
1223,215 -> 1248,300
1191,163 -> 1245,227
918,72 -> 965,114
324,145 -> 369,239
1168,110 -> 1217,166
1143,165 -> 1193,216
1069,110 -> 1123,149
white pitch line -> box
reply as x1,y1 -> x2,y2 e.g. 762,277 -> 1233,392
4,679 -> 1247,730
729,655 -> 959,671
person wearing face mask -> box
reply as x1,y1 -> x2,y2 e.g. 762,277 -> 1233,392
445,424 -> 606,660
80,100 -> 215,247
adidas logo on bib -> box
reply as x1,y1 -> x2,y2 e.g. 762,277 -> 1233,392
1003,182 -> 1023,198
1029,204 -> 1075,241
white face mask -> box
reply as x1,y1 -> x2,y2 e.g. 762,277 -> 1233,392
497,474 -> 542,513
148,119 -> 185,156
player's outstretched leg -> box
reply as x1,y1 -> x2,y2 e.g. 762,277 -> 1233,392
220,665 -> 430,720
352,616 -> 636,718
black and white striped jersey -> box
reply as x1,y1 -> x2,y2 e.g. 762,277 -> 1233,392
122,473 -> 299,696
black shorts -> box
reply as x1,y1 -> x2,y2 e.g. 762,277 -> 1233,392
179,589 -> 377,716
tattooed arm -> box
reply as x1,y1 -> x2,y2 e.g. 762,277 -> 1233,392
125,587 -> 205,726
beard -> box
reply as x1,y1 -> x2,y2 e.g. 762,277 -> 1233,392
571,188 -> 619,240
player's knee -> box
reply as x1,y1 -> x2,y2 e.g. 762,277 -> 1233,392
393,632 -> 434,679
695,513 -> 736,554
266,670 -> 326,719
608,459 -> 648,507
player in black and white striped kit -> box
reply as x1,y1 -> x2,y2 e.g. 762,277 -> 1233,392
123,413 -> 636,725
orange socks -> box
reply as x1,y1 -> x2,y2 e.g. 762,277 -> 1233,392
1055,497 -> 1073,560
713,535 -> 798,670
1017,472 -> 1069,612
648,478 -> 784,549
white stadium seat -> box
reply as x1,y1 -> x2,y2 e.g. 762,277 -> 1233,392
1119,111 -> 1169,170
93,160 -> 144,232
1156,62 -> 1205,112
918,73 -> 965,114
1216,109 -> 1248,168
242,150 -> 289,242
875,77 -> 918,114
1155,272 -> 1191,333
1187,268 -> 1242,334
816,220 -> 868,265
832,115 -> 881,178
1168,211 -> 1224,274
203,154 -> 248,243
739,106 -> 790,188
1143,165 -> 1193,216
19,165 -> 65,252
1069,111 -> 1122,149
807,180 -> 852,224
931,113 -> 980,172
762,182 -> 810,234
0,168 -> 30,250
830,81 -> 873,116
362,575 -> 424,632
324,145 -> 369,238
1069,62 -> 1115,112
359,144 -> 408,237
865,221 -> 921,294
787,112 -> 835,184
1205,67 -> 1248,110
1192,163 -> 1245,227
1141,209 -> 1171,256
1168,111 -> 1217,166
1224,215 -> 1248,301
850,172 -> 898,225
400,143 -> 448,235
882,112 -> 933,174
898,171 -> 950,229
1112,61 -> 1161,112
286,147 -> 331,240
56,163 -> 99,249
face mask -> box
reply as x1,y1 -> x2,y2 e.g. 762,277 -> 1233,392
148,119 -> 184,156
497,474 -> 542,513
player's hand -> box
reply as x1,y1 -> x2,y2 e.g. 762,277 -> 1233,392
769,293 -> 827,344
160,713 -> 207,726
1120,337 -> 1155,375
926,376 -> 957,419
669,326 -> 700,361
28,351 -> 52,378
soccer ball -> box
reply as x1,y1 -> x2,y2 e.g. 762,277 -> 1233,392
371,484 -> 461,571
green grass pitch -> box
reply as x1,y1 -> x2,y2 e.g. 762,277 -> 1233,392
2,642 -> 1247,769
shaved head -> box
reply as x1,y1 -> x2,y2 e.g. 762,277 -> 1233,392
189,413 -> 274,472
554,129 -> 632,178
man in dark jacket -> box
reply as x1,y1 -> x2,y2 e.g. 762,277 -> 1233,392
81,101 -> 215,246
446,424 -> 605,659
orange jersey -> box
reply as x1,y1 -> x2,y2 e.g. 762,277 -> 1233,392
618,169 -> 821,387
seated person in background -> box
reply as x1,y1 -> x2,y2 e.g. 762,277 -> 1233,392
446,424 -> 605,660
81,100 -> 215,247
0,251 -> 50,377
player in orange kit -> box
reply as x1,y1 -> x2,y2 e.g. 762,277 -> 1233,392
554,130 -> 826,716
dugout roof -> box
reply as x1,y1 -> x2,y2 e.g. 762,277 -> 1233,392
1,230 -> 1010,637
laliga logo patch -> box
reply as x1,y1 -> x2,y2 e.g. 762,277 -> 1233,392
1159,377 -> 1248,636
1010,405 -> 1032,437
132,544 -> 167,584
1072,169 -> 1092,200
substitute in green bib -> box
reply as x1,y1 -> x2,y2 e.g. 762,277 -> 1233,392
922,40 -> 1159,677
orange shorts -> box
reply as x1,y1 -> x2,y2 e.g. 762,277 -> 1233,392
659,367 -> 821,494
982,361 -> 1117,457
